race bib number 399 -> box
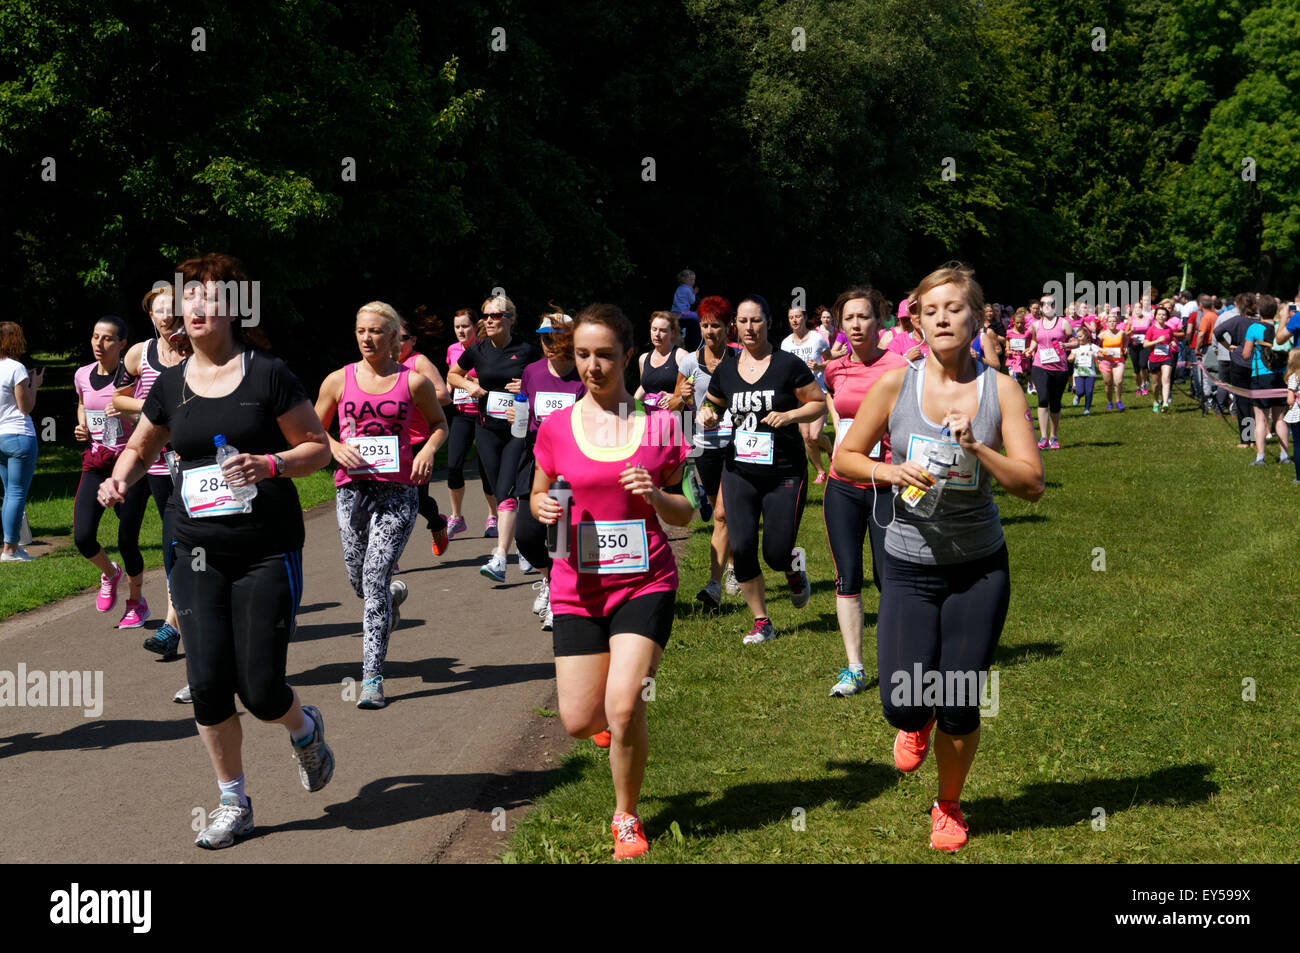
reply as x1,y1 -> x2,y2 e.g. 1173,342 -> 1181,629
85,409 -> 108,440
577,520 -> 649,574
181,464 -> 245,518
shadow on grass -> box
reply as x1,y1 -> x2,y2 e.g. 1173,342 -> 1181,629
967,763 -> 1217,833
640,759 -> 899,837
992,640 -> 1061,667
812,611 -> 877,630
1064,441 -> 1122,448
1001,513 -> 1048,526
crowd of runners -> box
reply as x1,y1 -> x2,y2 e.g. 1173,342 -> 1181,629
3,253 -> 1299,861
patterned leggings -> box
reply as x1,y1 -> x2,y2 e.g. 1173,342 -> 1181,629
335,482 -> 418,678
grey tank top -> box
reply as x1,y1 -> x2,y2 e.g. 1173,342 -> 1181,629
884,360 -> 1004,565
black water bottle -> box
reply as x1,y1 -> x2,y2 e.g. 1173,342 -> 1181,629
547,475 -> 573,558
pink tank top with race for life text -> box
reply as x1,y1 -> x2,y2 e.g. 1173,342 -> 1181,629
335,364 -> 417,487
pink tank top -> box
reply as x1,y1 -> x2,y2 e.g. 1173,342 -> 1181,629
334,364 -> 416,487
74,362 -> 133,452
400,351 -> 430,444
133,339 -> 171,475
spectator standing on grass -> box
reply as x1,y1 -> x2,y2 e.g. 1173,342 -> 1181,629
1216,293 -> 1256,448
1242,295 -> 1291,467
0,322 -> 41,562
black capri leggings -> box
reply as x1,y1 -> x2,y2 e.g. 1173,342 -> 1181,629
876,544 -> 1010,737
474,423 -> 529,503
169,545 -> 302,726
720,466 -> 807,583
146,473 -> 177,576
73,468 -> 150,576
445,408 -> 495,496
410,437 -> 446,533
513,439 -> 551,571
1030,366 -> 1069,413
1130,345 -> 1149,374
823,476 -> 892,598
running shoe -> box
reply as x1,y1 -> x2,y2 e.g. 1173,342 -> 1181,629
1072,394 -> 1079,405
1048,437 -> 1060,450
389,579 -> 406,634
1027,384 -> 1036,395
723,564 -> 741,595
173,683 -> 193,704
142,622 -> 181,659
813,472 -> 827,484
540,606 -> 553,631
1163,400 -> 1172,411
118,598 -> 149,629
0,547 -> 34,562
1083,409 -> 1090,416
96,562 -> 122,613
480,552 -> 506,582
1036,437 -> 1049,450
829,668 -> 867,697
445,515 -> 467,540
787,570 -> 810,608
356,675 -> 386,710
195,793 -> 254,850
592,729 -> 611,748
518,550 -> 536,575
531,578 -> 550,615
1248,457 -> 1266,466
1115,401 -> 1125,411
612,812 -> 649,861
1151,401 -> 1161,413
292,705 -> 335,793
742,618 -> 777,644
431,527 -> 449,556
930,799 -> 969,852
696,578 -> 722,609
1280,452 -> 1292,465
1106,402 -> 1113,410
893,715 -> 936,772
484,516 -> 499,538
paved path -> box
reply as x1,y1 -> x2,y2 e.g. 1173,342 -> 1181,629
0,479 -> 571,863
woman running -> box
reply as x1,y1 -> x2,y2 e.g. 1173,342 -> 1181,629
531,302 -> 693,860
1004,308 -> 1032,391
99,252 -> 335,849
398,309 -> 452,555
822,286 -> 907,697
446,294 -> 540,582
73,315 -> 152,626
675,296 -> 737,607
113,286 -> 189,657
835,262 -> 1044,852
1145,302 -> 1177,412
315,301 -> 449,709
1096,312 -> 1127,410
0,322 -> 41,562
782,306 -> 834,483
635,311 -> 689,409
880,303 -> 928,363
511,310 -> 585,631
1026,302 -> 1076,448
443,309 -> 499,539
697,295 -> 827,644
1069,326 -> 1101,415
1127,305 -> 1153,396
817,305 -> 850,360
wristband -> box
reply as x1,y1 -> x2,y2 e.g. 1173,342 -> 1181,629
265,453 -> 277,478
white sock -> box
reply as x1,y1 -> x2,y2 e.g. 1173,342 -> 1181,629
218,774 -> 248,807
290,708 -> 315,744
850,663 -> 866,674
1255,453 -> 1265,462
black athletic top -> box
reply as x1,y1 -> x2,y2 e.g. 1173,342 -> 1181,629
639,348 -> 680,396
143,349 -> 310,557
707,349 -> 815,477
456,337 -> 541,432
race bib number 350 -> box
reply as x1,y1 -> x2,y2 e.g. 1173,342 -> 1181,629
345,434 -> 400,474
181,464 -> 245,518
577,520 -> 649,574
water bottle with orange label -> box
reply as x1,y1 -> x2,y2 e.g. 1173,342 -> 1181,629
899,425 -> 956,518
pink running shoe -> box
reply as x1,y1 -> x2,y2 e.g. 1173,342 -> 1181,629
118,598 -> 150,629
445,515 -> 467,540
1048,437 -> 1060,450
96,563 -> 123,613
484,516 -> 499,538
1036,437 -> 1049,450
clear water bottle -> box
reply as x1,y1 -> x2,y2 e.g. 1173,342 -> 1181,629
511,394 -> 529,438
685,463 -> 713,520
547,475 -> 572,558
899,426 -> 956,518
214,434 -> 257,512
101,413 -> 122,446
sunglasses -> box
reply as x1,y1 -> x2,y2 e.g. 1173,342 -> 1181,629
399,333 -> 416,341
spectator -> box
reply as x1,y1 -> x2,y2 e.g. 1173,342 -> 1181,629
0,322 -> 41,561
1214,294 -> 1250,443
673,268 -> 701,349
1242,295 -> 1290,466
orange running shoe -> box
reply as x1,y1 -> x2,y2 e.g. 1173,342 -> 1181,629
893,715 -> 937,772
612,813 -> 649,860
930,799 -> 969,851
431,527 -> 449,556
592,729 -> 612,748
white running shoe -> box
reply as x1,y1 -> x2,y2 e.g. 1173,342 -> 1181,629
517,550 -> 536,575
531,578 -> 550,615
723,564 -> 741,596
195,793 -> 254,849
541,606 -> 553,632
480,552 -> 506,582
1,547 -> 35,562
173,684 -> 193,704
696,578 -> 722,608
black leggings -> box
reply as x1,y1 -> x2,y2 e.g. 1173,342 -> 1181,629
1031,366 -> 1069,413
446,408 -> 495,496
474,423 -> 528,503
410,438 -> 446,533
823,476 -> 891,597
876,544 -> 1010,737
169,545 -> 301,726
513,443 -> 551,571
720,466 -> 807,583
146,473 -> 177,576
73,468 -> 149,576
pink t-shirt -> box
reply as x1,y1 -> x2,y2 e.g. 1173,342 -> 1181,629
446,341 -> 479,411
824,350 -> 907,487
533,404 -> 689,617
401,351 -> 430,443
1031,318 -> 1071,371
1145,325 -> 1174,363
334,364 -> 417,487
1127,315 -> 1152,346
818,328 -> 849,351
882,328 -> 928,360
74,362 -> 133,452
1006,328 -> 1032,370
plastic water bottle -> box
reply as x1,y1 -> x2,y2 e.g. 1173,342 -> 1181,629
214,434 -> 257,512
511,394 -> 529,438
685,464 -> 713,520
101,413 -> 122,446
547,475 -> 572,558
899,426 -> 956,518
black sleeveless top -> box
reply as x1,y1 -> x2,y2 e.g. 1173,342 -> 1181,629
640,348 -> 680,395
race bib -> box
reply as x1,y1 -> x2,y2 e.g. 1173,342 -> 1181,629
1009,338 -> 1026,352
345,434 -> 400,474
734,429 -> 774,465
1038,346 -> 1060,364
533,391 -> 576,421
577,519 -> 649,574
85,409 -> 108,440
1102,347 -> 1122,359
1152,345 -> 1169,359
905,434 -> 978,490
486,390 -> 514,420
834,418 -> 880,458
452,387 -> 476,408
1131,333 -> 1145,345
181,464 -> 246,518
1076,352 -> 1094,371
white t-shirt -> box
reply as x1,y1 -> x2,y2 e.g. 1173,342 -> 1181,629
1286,373 -> 1300,425
0,357 -> 36,437
781,332 -> 832,390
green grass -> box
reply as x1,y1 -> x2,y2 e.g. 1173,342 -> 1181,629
505,385 -> 1300,863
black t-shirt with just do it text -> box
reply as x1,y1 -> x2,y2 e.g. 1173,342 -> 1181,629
707,348 -> 816,477
142,349 -> 310,558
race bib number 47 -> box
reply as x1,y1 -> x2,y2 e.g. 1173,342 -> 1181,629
734,429 -> 774,465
